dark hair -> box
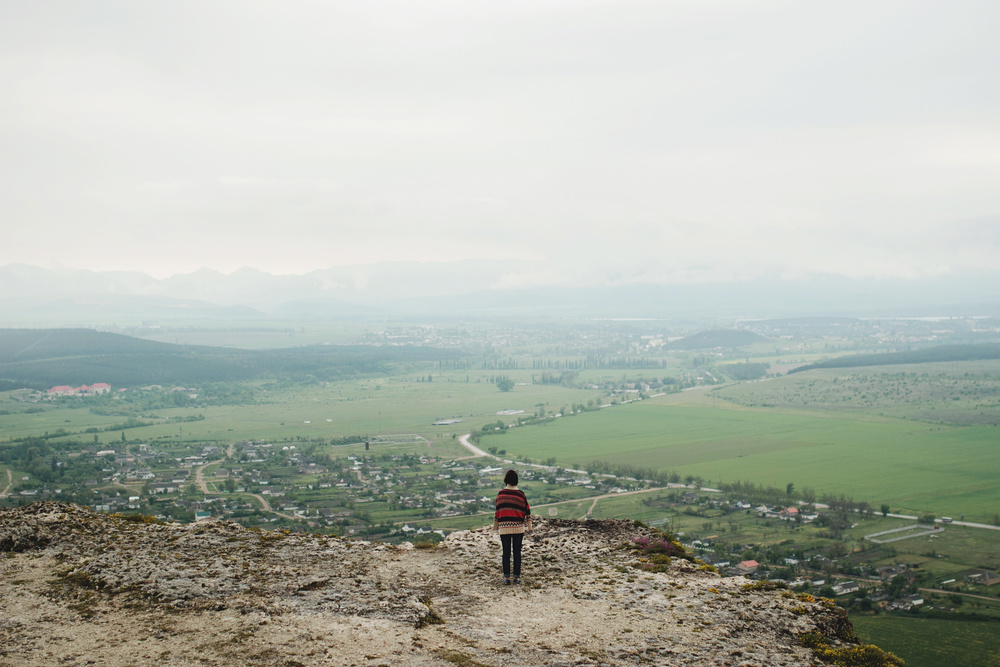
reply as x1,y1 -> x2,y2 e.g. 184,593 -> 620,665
504,469 -> 518,487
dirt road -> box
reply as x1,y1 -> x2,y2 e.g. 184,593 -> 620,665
0,469 -> 12,498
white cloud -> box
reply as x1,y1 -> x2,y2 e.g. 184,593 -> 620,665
1,1 -> 998,285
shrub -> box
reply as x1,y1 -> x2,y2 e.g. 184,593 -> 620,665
741,580 -> 788,593
628,535 -> 688,573
799,632 -> 905,667
110,512 -> 165,525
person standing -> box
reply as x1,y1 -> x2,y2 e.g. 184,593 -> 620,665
493,469 -> 531,584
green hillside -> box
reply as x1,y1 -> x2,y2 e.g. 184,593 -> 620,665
0,328 -> 456,389
790,344 -> 1000,373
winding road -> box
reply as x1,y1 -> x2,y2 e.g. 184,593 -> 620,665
191,443 -> 313,523
456,435 -> 1000,532
193,443 -> 235,493
457,433 -> 675,518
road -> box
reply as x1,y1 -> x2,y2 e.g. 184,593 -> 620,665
190,443 -> 314,522
193,443 -> 235,493
455,434 -> 680,520
918,588 -> 1000,603
458,435 -> 1000,533
458,434 -> 490,458
878,512 -> 1000,532
0,469 -> 12,498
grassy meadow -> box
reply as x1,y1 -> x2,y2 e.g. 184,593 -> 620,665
2,370 -> 594,451
851,615 -> 1000,667
480,387 -> 1000,523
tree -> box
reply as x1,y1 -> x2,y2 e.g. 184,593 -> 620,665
496,377 -> 514,392
880,504 -> 890,517
786,483 -> 794,497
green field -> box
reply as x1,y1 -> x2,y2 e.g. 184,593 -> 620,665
851,615 -> 1000,667
480,391 -> 1000,523
1,372 -> 594,450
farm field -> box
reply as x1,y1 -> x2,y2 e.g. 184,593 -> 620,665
716,361 -> 1000,427
843,519 -> 1000,579
850,615 -> 1000,667
479,390 -> 1000,523
6,373 -> 595,451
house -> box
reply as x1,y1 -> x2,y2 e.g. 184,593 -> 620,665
962,568 -> 1000,586
877,565 -> 908,580
736,560 -> 759,574
701,554 -> 731,568
832,581 -> 860,595
888,594 -> 924,611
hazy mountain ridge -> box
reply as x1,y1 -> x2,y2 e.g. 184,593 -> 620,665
0,502 -> 903,667
3,263 -> 1000,323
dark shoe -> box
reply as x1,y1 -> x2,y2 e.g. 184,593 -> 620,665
503,577 -> 511,585
512,577 -> 520,585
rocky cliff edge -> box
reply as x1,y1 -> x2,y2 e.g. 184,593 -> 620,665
0,502 -> 902,666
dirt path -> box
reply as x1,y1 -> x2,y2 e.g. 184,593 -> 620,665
456,433 -> 682,519
457,434 -> 489,457
0,469 -> 12,498
919,588 -> 1000,602
248,492 -> 272,512
190,445 -> 306,523
193,443 -> 235,494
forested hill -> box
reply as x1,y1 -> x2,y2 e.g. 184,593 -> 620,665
0,329 -> 456,389
789,343 -> 1000,373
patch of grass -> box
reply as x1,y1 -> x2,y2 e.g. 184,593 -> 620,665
110,512 -> 166,525
54,569 -> 108,591
799,631 -> 905,666
433,650 -> 491,667
413,539 -> 439,550
851,614 -> 1000,667
414,596 -> 445,629
741,580 -> 788,593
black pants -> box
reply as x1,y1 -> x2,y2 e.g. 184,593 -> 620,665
500,533 -> 523,578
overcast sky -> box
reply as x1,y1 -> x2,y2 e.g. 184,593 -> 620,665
2,1 -> 998,286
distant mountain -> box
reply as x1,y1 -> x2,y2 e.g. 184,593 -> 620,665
2,262 -> 1000,325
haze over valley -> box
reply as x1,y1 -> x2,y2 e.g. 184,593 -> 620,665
3,2 -> 1000,665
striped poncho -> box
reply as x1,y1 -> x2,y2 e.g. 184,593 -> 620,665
494,487 -> 531,535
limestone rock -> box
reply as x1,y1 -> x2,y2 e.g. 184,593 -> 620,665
0,502 -> 894,666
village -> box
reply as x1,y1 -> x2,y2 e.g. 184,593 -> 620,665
5,431 -> 996,618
